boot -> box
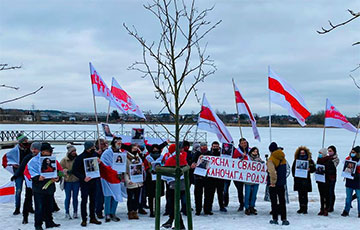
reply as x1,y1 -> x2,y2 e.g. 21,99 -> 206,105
323,209 -> 328,216
96,212 -> 104,219
22,215 -> 28,224
318,210 -> 324,216
105,215 -> 111,222
245,209 -> 251,215
13,208 -> 20,215
133,211 -> 139,219
341,210 -> 349,217
80,219 -> 87,227
110,214 -> 120,222
138,208 -> 147,215
45,222 -> 60,228
90,218 -> 102,225
250,207 -> 257,215
162,218 -> 173,229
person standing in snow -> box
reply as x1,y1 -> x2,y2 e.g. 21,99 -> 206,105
327,145 -> 339,212
341,146 -> 360,218
267,142 -> 290,226
291,146 -> 316,214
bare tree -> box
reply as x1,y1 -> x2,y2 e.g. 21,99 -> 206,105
0,63 -> 43,105
124,0 -> 220,229
317,9 -> 360,89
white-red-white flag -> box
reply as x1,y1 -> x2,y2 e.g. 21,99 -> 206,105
325,98 -> 357,133
197,94 -> 233,143
111,78 -> 146,119
89,63 -> 126,114
268,67 -> 310,126
0,181 -> 15,203
233,81 -> 261,142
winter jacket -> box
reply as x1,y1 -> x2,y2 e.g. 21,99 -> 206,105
125,152 -> 143,189
72,149 -> 99,186
60,156 -> 79,183
291,146 -> 316,192
344,155 -> 360,190
316,156 -> 336,184
267,149 -> 287,186
13,153 -> 34,180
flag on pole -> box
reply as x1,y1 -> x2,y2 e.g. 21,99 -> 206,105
89,63 -> 127,114
268,67 -> 310,126
325,98 -> 357,133
233,81 -> 261,142
111,78 -> 146,119
197,94 -> 233,143
0,181 -> 15,203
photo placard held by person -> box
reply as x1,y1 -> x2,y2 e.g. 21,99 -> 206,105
221,142 -> 234,158
101,123 -> 113,139
131,128 -> 145,145
295,160 -> 308,178
113,153 -> 127,173
151,162 -> 161,181
315,164 -> 326,183
130,163 -> 143,183
83,157 -> 100,178
341,160 -> 357,179
194,157 -> 210,177
39,156 -> 57,179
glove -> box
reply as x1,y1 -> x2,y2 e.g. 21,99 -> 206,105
10,176 -> 16,181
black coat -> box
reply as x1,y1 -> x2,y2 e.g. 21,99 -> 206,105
72,149 -> 99,186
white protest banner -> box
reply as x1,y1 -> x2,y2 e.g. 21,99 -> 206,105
315,164 -> 325,183
295,160 -> 308,178
202,156 -> 267,184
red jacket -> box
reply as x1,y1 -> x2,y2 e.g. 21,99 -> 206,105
164,144 -> 188,167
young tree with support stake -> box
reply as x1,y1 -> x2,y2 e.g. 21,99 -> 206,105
124,0 -> 221,229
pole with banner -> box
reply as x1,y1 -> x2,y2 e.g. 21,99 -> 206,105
232,78 -> 243,139
89,62 -> 101,142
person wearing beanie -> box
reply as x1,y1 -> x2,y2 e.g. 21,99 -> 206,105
60,144 -> 80,220
341,146 -> 360,218
11,142 -> 41,224
326,145 -> 339,212
72,141 -> 102,227
267,142 -> 289,226
291,146 -> 316,214
316,148 -> 335,216
28,142 -> 61,230
162,144 -> 188,230
8,133 -> 32,215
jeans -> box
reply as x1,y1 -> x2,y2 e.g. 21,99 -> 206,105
80,182 -> 96,221
127,188 -> 141,212
104,196 -> 118,215
95,179 -> 104,215
269,186 -> 286,221
33,192 -> 54,228
344,187 -> 360,213
64,181 -> 80,214
244,184 -> 259,209
15,176 -> 24,210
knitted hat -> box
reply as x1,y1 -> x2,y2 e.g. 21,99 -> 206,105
66,143 -> 76,155
84,141 -> 95,151
200,142 -> 207,147
269,142 -> 278,153
41,142 -> 54,152
318,148 -> 327,155
16,133 -> 28,144
30,142 -> 42,151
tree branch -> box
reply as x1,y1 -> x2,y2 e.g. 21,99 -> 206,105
0,64 -> 22,71
0,84 -> 19,90
0,86 -> 43,105
317,9 -> 360,34
349,74 -> 360,90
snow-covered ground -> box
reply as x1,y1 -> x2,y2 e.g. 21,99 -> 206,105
0,124 -> 359,229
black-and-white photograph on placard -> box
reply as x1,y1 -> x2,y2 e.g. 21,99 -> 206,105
84,157 -> 100,178
295,160 -> 308,178
194,158 -> 210,177
341,160 -> 357,179
315,164 -> 325,183
113,153 -> 127,173
131,128 -> 145,145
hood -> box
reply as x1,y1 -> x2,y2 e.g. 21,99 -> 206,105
168,144 -> 176,154
269,149 -> 286,167
294,146 -> 312,160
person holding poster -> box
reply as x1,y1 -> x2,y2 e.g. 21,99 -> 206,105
27,142 -> 61,229
72,141 -> 102,227
232,138 -> 249,212
291,146 -> 315,214
244,147 -> 264,215
267,142 -> 289,226
143,143 -> 164,218
341,146 -> 360,218
100,136 -> 123,223
124,144 -> 143,220
326,145 -> 339,212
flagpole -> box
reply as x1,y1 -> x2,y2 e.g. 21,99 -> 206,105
89,63 -> 101,143
352,118 -> 360,149
268,66 -> 272,143
106,101 -> 111,123
194,94 -> 205,144
232,78 -> 243,139
322,99 -> 327,148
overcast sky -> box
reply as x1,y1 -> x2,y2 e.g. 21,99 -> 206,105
0,0 -> 359,117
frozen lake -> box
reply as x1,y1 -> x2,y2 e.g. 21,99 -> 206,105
0,124 -> 359,229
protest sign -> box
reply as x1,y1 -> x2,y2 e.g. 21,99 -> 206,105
315,164 -> 325,183
341,160 -> 357,179
130,163 -> 143,183
40,156 -> 57,179
113,153 -> 127,173
295,160 -> 308,178
84,157 -> 100,178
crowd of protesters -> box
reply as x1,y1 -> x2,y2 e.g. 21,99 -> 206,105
4,133 -> 360,229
